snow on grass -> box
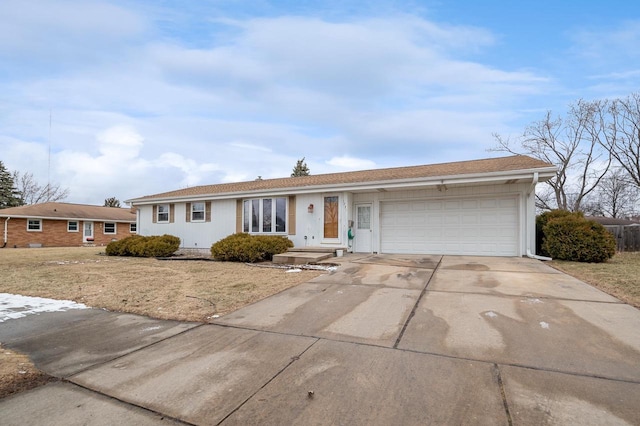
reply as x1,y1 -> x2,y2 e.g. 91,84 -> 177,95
0,293 -> 88,323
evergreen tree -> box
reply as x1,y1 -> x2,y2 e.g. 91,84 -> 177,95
104,197 -> 121,208
291,157 -> 310,177
0,161 -> 23,208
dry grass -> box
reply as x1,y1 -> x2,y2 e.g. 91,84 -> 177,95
0,344 -> 56,399
550,251 -> 640,308
0,247 -> 324,321
0,246 -> 326,399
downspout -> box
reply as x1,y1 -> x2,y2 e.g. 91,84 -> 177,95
2,217 -> 9,248
525,172 -> 552,261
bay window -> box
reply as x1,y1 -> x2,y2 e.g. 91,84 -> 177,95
243,198 -> 287,233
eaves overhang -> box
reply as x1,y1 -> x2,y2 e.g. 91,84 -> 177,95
127,166 -> 557,206
0,214 -> 136,223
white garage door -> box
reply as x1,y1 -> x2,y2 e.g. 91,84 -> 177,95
380,196 -> 519,256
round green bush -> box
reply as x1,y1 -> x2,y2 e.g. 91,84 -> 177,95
210,233 -> 293,262
536,209 -> 576,257
542,215 -> 615,263
106,234 -> 180,257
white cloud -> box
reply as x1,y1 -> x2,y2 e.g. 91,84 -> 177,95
152,15 -> 543,106
155,152 -> 219,187
0,6 -> 579,205
571,20 -> 640,61
96,125 -> 144,160
327,156 -> 376,171
0,0 -> 146,68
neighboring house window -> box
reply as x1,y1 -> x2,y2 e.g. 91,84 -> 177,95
191,202 -> 205,221
27,219 -> 42,232
68,221 -> 79,232
243,198 -> 286,233
324,196 -> 339,239
130,223 -> 137,233
104,222 -> 116,234
157,204 -> 169,222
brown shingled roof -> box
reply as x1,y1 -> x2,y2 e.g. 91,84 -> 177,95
131,155 -> 554,201
587,216 -> 640,226
0,202 -> 136,222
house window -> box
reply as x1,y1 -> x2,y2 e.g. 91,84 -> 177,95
130,223 -> 137,233
324,196 -> 339,239
68,221 -> 79,232
157,204 -> 169,222
243,198 -> 287,233
27,219 -> 42,232
191,202 -> 205,221
104,222 -> 116,234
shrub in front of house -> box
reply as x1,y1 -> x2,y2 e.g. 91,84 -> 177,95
106,234 -> 181,257
541,213 -> 615,263
210,233 -> 293,262
536,209 -> 575,257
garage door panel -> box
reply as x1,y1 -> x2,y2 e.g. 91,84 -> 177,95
380,196 -> 519,256
462,200 -> 478,209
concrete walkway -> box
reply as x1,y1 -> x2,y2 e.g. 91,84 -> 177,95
1,255 -> 639,425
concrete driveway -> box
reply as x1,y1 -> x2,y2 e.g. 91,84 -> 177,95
1,254 -> 639,425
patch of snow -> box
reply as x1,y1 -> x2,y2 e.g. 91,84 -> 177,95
140,326 -> 162,332
540,321 -> 550,329
286,268 -> 303,273
0,293 -> 88,323
485,311 -> 498,318
207,314 -> 220,319
521,298 -> 543,304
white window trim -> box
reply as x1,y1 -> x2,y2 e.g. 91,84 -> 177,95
157,204 -> 169,223
27,218 -> 42,232
130,223 -> 137,233
191,202 -> 206,222
103,222 -> 117,235
243,197 -> 287,234
68,221 -> 79,232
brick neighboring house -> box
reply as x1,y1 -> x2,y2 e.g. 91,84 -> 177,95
0,202 -> 137,248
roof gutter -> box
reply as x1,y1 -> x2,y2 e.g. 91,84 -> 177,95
2,217 -> 9,248
528,171 -> 539,195
525,171 -> 552,261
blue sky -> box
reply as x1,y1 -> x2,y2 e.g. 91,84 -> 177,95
1,0 -> 638,205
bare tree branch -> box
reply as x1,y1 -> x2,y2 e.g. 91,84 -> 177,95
12,171 -> 69,204
601,92 -> 640,187
492,100 -> 611,211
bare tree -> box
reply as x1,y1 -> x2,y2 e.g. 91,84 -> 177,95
583,168 -> 639,218
13,171 -> 69,204
601,92 -> 640,187
493,99 -> 611,211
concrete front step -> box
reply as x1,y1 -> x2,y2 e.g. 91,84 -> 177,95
273,252 -> 335,265
287,246 -> 347,254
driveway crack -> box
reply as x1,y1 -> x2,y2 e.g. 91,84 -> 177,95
393,256 -> 443,349
216,338 -> 320,425
493,363 -> 513,426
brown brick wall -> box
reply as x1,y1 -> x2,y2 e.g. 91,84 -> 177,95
2,218 -> 136,248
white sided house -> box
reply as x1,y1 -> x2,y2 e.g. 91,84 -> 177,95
127,155 -> 555,257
